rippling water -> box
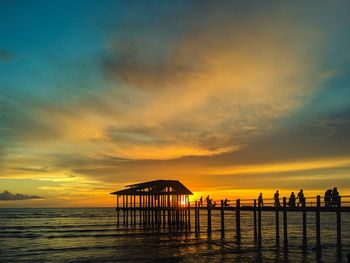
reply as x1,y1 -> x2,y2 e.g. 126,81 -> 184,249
1,208 -> 350,262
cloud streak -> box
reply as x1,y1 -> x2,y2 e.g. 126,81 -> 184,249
0,190 -> 42,201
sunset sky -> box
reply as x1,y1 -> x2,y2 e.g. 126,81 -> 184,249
1,1 -> 350,207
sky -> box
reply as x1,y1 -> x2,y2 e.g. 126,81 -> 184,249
1,0 -> 350,207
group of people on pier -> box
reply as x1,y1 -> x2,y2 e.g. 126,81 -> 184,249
324,187 -> 340,207
199,196 -> 230,208
199,195 -> 217,208
257,188 -> 341,208
258,190 -> 305,207
199,188 -> 341,209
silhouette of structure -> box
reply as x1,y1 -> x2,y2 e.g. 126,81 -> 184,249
111,180 -> 193,229
111,181 -> 350,252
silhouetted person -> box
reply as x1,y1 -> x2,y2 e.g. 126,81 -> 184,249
258,193 -> 264,207
297,189 -> 305,207
212,200 -> 216,208
332,187 -> 340,207
288,192 -> 296,207
199,196 -> 203,207
223,198 -> 229,207
324,189 -> 332,207
274,190 -> 280,207
206,195 -> 210,207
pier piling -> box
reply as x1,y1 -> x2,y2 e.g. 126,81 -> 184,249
302,198 -> 307,247
236,199 -> 241,242
283,197 -> 288,248
253,199 -> 257,243
207,202 -> 212,234
337,196 -> 341,248
316,195 -> 321,251
258,199 -> 262,247
275,203 -> 280,247
221,200 -> 225,235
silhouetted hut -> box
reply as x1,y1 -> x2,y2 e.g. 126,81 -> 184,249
111,180 -> 193,227
111,179 -> 193,209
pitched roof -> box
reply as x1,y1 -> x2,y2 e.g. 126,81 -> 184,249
110,180 -> 193,195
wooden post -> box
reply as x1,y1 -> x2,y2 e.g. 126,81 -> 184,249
176,195 -> 179,228
275,200 -> 280,247
283,197 -> 288,247
253,199 -> 257,243
302,197 -> 307,247
151,195 -> 154,227
116,195 -> 120,227
163,195 -> 166,228
130,195 -> 133,226
221,200 -> 225,236
139,195 -> 142,226
187,201 -> 191,230
123,195 -> 125,225
144,195 -> 147,226
258,197 -> 262,247
126,195 -> 129,226
148,195 -> 151,227
195,201 -> 198,232
337,196 -> 341,248
207,201 -> 212,234
197,201 -> 200,233
134,195 -> 136,226
167,190 -> 171,226
316,195 -> 321,251
157,195 -> 160,227
236,199 -> 241,242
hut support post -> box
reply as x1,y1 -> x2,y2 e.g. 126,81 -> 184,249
187,201 -> 191,230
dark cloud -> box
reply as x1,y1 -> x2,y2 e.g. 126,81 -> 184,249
0,48 -> 15,62
101,2 -> 259,89
0,190 -> 42,201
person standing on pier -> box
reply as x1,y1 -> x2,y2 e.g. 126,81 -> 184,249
332,187 -> 340,207
324,189 -> 332,207
258,193 -> 264,207
274,190 -> 280,207
206,195 -> 211,207
199,196 -> 203,207
223,198 -> 229,207
297,189 -> 305,207
288,192 -> 296,207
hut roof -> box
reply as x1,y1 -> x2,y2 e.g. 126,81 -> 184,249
110,180 -> 193,196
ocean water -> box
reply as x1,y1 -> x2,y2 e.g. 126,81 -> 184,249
1,208 -> 350,262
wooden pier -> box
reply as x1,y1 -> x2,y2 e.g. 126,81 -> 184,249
111,181 -> 350,251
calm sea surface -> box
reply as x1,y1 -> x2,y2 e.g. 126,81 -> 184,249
1,208 -> 350,262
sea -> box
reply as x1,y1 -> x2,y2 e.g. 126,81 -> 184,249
0,208 -> 350,262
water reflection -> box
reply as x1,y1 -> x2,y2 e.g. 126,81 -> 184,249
0,208 -> 349,262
